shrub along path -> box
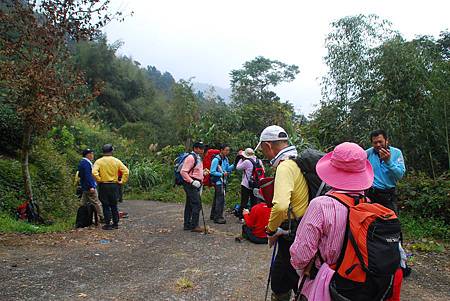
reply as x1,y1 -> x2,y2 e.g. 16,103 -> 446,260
0,200 -> 449,301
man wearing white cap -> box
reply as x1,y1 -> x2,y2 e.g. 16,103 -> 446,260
256,125 -> 309,301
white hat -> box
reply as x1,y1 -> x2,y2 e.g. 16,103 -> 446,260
255,125 -> 289,150
242,148 -> 255,159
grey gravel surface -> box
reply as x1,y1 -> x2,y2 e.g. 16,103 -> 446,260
0,200 -> 448,301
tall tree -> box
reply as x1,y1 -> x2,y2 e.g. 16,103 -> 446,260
230,56 -> 299,104
170,79 -> 200,149
0,1 -> 123,204
230,56 -> 299,134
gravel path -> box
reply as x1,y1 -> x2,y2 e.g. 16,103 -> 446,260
0,200 -> 449,300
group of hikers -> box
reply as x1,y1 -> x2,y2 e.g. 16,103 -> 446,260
178,125 -> 409,301
75,124 -> 408,300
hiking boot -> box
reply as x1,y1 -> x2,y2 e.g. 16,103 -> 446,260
402,265 -> 412,278
191,227 -> 205,233
112,224 -> 119,229
271,291 -> 292,301
183,225 -> 193,231
214,218 -> 226,224
102,224 -> 113,231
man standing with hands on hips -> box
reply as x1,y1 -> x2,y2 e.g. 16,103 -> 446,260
93,144 -> 129,230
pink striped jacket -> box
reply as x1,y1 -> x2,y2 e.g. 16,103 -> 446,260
289,191 -> 364,300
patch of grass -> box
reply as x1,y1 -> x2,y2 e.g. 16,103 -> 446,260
409,239 -> 445,253
124,191 -> 152,201
0,214 -> 75,234
176,277 -> 193,290
126,177 -> 243,210
400,212 -> 449,242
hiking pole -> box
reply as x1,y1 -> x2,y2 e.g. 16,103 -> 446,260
199,187 -> 207,235
265,240 -> 278,301
200,204 -> 207,235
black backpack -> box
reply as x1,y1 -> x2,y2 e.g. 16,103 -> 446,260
292,148 -> 329,201
75,203 -> 98,228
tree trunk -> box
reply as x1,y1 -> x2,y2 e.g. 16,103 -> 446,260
21,125 -> 33,202
444,99 -> 450,170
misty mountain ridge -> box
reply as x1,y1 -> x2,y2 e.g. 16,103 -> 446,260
192,82 -> 231,102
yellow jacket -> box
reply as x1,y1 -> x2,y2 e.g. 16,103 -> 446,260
267,159 -> 309,232
92,156 -> 129,184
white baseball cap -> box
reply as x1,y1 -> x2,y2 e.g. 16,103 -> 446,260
255,125 -> 289,150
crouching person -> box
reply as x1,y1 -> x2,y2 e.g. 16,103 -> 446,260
93,144 -> 129,230
241,199 -> 271,244
181,141 -> 206,233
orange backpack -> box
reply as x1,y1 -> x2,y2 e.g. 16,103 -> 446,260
328,192 -> 401,301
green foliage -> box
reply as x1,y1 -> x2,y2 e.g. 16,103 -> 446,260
311,14 -> 450,174
118,122 -> 158,150
230,56 -> 299,104
0,213 -> 75,234
0,158 -> 24,213
129,160 -> 162,190
49,126 -> 76,152
157,145 -> 187,164
398,172 -> 450,223
401,212 -> 449,242
0,138 -> 78,220
66,118 -> 142,165
29,138 -> 78,220
0,102 -> 23,155
409,239 -> 446,253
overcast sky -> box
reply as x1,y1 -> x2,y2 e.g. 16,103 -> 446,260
104,0 -> 450,115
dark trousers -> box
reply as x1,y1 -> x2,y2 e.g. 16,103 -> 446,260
242,225 -> 267,244
271,236 -> 300,296
210,184 -> 225,220
366,187 -> 398,214
98,183 -> 120,226
183,183 -> 202,229
239,185 -> 257,218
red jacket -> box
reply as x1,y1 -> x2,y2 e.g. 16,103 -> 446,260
243,203 -> 271,238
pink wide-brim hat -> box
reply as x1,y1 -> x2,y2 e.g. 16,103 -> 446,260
316,142 -> 374,191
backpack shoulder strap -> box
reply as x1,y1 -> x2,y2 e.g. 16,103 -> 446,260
188,152 -> 198,173
327,192 -> 367,207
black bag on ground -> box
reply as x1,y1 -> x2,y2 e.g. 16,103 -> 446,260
75,203 -> 98,228
292,148 -> 330,201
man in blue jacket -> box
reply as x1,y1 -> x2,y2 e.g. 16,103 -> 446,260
209,144 -> 235,224
78,149 -> 103,222
366,130 -> 406,213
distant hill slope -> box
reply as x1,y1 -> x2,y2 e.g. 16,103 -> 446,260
192,82 -> 231,102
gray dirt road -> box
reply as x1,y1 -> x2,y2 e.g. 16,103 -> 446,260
0,200 -> 449,301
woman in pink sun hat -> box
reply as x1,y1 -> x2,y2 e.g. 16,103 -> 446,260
289,142 -> 375,301
315,142 -> 374,191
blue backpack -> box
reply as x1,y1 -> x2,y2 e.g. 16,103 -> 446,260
174,152 -> 198,186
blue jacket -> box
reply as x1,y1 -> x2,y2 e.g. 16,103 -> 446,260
210,155 -> 235,186
366,146 -> 406,190
78,158 -> 97,192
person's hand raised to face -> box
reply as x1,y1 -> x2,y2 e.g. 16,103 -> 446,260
379,148 -> 391,162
